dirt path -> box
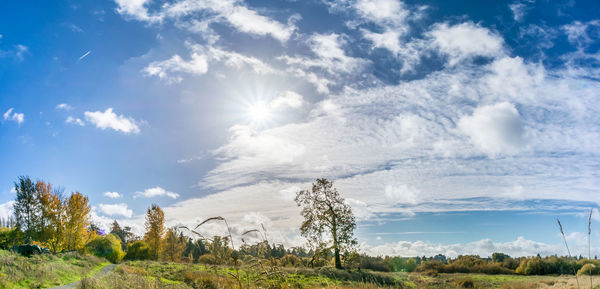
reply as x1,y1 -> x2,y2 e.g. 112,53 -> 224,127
47,264 -> 117,289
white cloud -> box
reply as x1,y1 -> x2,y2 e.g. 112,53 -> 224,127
144,43 -> 277,82
509,1 -> 533,22
0,201 -> 14,220
65,116 -> 85,126
361,28 -> 403,54
98,203 -> 133,218
278,33 -> 370,93
224,5 -> 296,43
104,192 -> 122,199
354,0 -> 407,24
3,108 -> 24,124
14,45 -> 28,61
270,91 -> 304,110
56,103 -> 73,110
562,20 -> 600,49
384,184 -> 419,205
115,0 -> 296,42
134,187 -> 180,199
143,53 -> 208,83
458,102 -> 526,157
362,236 -> 569,258
114,0 -> 161,22
428,22 -> 505,66
205,46 -> 276,75
84,108 -> 140,134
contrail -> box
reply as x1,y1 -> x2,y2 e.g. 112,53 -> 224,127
78,50 -> 91,61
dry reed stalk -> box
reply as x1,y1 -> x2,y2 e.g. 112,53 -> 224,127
589,208 -> 593,289
558,218 -> 580,289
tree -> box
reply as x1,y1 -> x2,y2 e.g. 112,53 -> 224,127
144,204 -> 165,260
161,227 -> 186,262
295,178 -> 357,269
64,192 -> 91,251
110,220 -> 134,251
183,239 -> 208,263
13,176 -> 40,243
35,181 -> 66,252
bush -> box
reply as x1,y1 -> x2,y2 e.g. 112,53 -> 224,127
359,256 -> 390,272
416,260 -> 444,272
85,234 -> 125,263
578,263 -> 600,275
197,253 -> 217,265
125,240 -> 151,260
280,254 -> 302,267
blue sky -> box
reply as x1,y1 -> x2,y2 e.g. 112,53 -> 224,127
1,0 -> 600,257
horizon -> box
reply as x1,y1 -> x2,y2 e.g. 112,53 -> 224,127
1,0 -> 600,259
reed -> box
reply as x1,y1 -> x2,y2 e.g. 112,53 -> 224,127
557,218 -> 580,289
589,208 -> 593,289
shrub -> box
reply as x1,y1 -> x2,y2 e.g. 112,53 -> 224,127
85,234 -> 125,263
125,240 -> 151,260
577,263 -> 600,275
453,278 -> 476,288
359,256 -> 390,272
182,270 -> 217,289
197,253 -> 217,265
416,260 -> 444,272
280,254 -> 302,267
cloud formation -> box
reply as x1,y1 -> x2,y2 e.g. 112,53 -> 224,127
458,102 -> 526,156
114,0 -> 296,42
134,187 -> 180,199
104,192 -> 122,199
84,108 -> 140,134
3,108 -> 24,124
98,203 -> 133,218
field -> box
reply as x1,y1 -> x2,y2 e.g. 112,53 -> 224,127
78,260 -> 600,289
0,250 -> 108,289
1,248 -> 599,289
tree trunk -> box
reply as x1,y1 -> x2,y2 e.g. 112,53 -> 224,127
332,216 -> 342,269
334,246 -> 342,269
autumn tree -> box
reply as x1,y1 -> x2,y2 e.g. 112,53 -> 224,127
35,181 -> 66,252
295,178 -> 357,269
13,176 -> 40,243
144,204 -> 165,260
64,192 -> 91,251
161,227 -> 186,262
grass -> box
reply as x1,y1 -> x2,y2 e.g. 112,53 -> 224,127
77,260 -> 600,289
0,249 -> 108,289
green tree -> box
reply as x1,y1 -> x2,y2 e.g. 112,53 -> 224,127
13,176 -> 40,243
144,204 -> 165,260
295,178 -> 357,269
110,220 -> 134,251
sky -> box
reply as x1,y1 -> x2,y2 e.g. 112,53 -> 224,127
1,0 -> 600,258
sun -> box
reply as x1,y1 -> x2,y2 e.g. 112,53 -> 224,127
247,101 -> 272,124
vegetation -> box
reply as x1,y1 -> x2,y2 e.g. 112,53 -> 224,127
144,204 -> 166,260
85,234 -> 126,263
1,176 -> 600,288
0,249 -> 107,288
295,178 -> 357,269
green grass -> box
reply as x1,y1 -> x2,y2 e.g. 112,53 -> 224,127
0,249 -> 107,289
